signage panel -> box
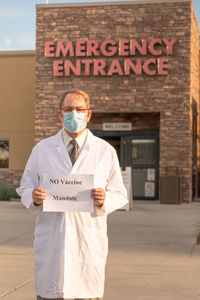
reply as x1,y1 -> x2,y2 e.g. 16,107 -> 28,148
44,38 -> 177,77
145,182 -> 155,197
42,173 -> 94,212
121,167 -> 133,211
103,123 -> 132,131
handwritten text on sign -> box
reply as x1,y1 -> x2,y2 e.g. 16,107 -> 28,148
41,173 -> 94,212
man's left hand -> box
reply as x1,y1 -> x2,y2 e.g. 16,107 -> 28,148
91,188 -> 106,207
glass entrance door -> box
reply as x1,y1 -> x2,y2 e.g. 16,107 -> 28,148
121,132 -> 159,200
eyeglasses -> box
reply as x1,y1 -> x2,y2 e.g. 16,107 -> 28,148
62,106 -> 90,114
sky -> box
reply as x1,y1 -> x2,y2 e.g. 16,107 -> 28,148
0,0 -> 199,51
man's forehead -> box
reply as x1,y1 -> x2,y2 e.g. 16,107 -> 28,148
64,93 -> 85,104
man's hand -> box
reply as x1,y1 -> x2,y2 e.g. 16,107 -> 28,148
91,188 -> 106,207
32,187 -> 46,207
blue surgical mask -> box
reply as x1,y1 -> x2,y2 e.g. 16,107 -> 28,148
63,110 -> 86,133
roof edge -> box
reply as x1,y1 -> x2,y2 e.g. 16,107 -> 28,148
36,0 -> 191,9
0,50 -> 35,57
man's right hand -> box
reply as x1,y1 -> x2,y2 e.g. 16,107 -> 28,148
32,187 -> 46,206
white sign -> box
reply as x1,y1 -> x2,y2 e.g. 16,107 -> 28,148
41,173 -> 94,212
103,123 -> 132,131
145,182 -> 155,197
121,167 -> 133,210
147,168 -> 155,181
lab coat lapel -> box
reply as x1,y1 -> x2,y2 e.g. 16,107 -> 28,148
71,129 -> 95,174
50,129 -> 96,173
51,129 -> 72,171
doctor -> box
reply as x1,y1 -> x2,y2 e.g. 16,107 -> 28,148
17,89 -> 128,300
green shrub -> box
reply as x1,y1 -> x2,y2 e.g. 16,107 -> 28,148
0,181 -> 10,200
9,188 -> 20,199
0,181 -> 20,201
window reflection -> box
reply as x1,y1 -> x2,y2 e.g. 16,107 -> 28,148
132,139 -> 155,165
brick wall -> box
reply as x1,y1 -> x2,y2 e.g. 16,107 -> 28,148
88,113 -> 159,131
35,0 -> 198,202
0,170 -> 23,188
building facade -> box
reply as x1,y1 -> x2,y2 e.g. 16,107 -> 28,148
0,51 -> 35,187
0,0 -> 199,203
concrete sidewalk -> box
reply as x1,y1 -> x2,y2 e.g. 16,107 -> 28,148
0,201 -> 200,300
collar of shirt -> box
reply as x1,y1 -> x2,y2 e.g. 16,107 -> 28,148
62,128 -> 87,153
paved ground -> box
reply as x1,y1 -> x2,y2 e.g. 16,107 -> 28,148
0,200 -> 200,300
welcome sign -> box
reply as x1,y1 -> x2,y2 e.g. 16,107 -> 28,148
44,38 -> 177,77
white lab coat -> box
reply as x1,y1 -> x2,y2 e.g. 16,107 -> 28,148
17,129 -> 128,299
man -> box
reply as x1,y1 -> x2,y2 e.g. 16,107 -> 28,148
17,89 -> 128,300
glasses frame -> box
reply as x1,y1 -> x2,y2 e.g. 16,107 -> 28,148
62,106 -> 91,114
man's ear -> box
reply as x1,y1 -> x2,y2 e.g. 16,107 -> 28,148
58,110 -> 63,122
87,110 -> 92,122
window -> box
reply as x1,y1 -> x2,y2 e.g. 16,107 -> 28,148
132,139 -> 156,165
0,140 -> 9,169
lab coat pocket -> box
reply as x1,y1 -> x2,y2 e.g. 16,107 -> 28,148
81,229 -> 108,266
34,226 -> 53,262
